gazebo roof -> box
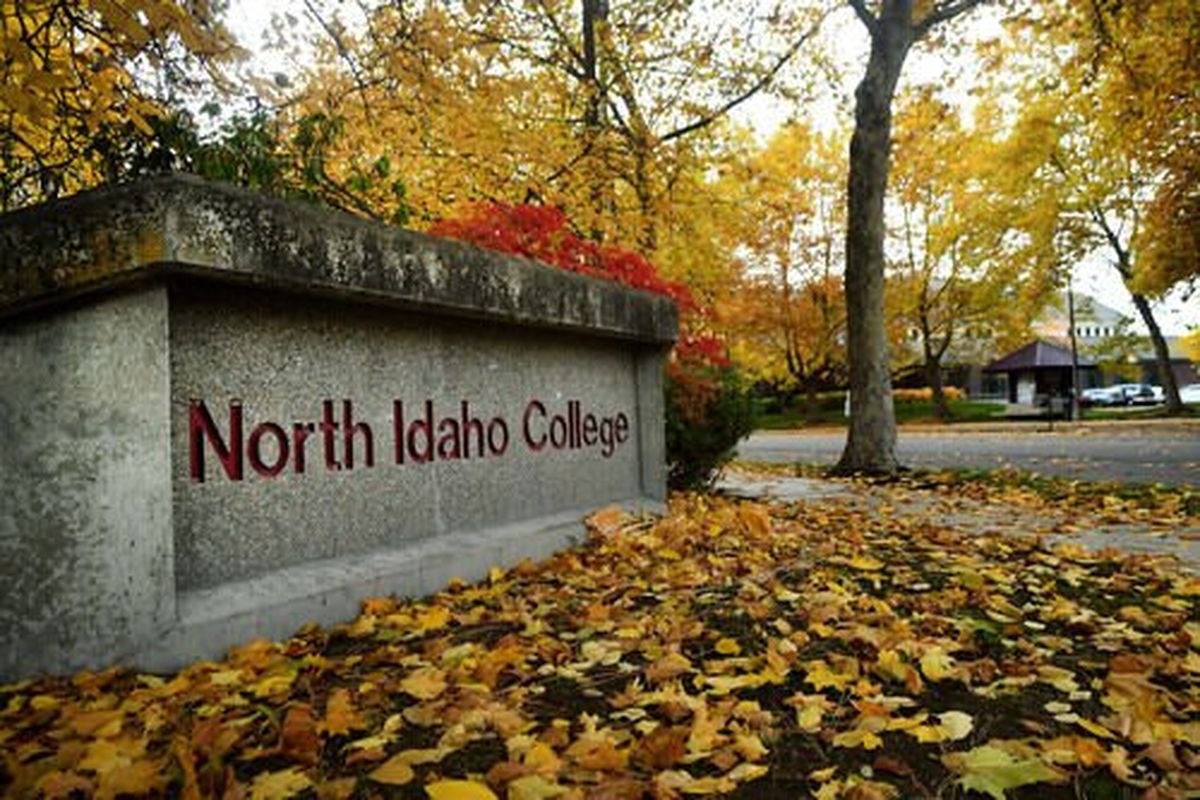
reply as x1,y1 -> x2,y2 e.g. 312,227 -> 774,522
984,340 -> 1096,373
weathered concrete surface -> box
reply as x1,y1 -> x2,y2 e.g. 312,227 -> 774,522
0,287 -> 174,679
170,284 -> 646,591
139,500 -> 662,672
0,176 -> 678,680
0,174 -> 677,343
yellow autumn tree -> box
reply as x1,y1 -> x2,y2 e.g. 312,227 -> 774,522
1006,0 -> 1197,413
887,89 -> 1050,418
720,121 -> 850,417
268,0 -> 825,298
0,0 -> 237,209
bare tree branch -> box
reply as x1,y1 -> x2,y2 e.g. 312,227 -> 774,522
660,9 -> 829,143
847,0 -> 879,38
916,0 -> 990,35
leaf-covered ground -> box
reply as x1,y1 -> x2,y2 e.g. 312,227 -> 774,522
2,473 -> 1198,799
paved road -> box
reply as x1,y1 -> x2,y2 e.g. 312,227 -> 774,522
738,428 -> 1200,487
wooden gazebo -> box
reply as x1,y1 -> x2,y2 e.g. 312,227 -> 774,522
984,340 -> 1097,406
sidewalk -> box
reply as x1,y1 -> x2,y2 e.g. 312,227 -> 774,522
764,415 -> 1200,436
717,465 -> 1200,571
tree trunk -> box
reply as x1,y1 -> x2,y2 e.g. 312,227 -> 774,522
1129,292 -> 1184,414
580,0 -> 609,240
926,357 -> 949,421
805,382 -> 821,423
835,13 -> 912,474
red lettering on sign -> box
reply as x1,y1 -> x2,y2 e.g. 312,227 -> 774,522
248,421 -> 289,477
582,412 -> 598,446
319,400 -> 341,470
292,422 -> 315,473
615,413 -> 629,444
488,418 -> 509,455
189,400 -> 243,482
523,399 -> 547,451
462,400 -> 485,459
436,417 -> 461,460
407,400 -> 435,463
342,400 -> 374,469
189,396 -> 631,481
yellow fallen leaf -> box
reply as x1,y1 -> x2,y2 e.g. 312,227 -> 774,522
417,605 -> 452,632
848,555 -> 884,571
249,767 -> 313,800
920,647 -> 955,682
507,775 -> 567,800
714,638 -> 741,656
943,744 -> 1065,800
425,779 -> 498,800
808,766 -> 837,782
832,728 -> 883,750
805,660 -> 856,692
400,667 -> 448,700
368,754 -> 415,785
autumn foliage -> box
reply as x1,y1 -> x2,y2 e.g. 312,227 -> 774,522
431,203 -> 751,488
430,203 -> 694,313
2,473 -> 1197,798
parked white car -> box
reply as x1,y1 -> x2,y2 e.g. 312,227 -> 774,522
1180,383 -> 1200,404
1080,387 -> 1123,407
1110,383 -> 1161,406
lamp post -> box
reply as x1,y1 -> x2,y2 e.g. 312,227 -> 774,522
1067,276 -> 1081,421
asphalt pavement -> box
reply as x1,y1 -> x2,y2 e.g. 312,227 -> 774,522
737,424 -> 1200,487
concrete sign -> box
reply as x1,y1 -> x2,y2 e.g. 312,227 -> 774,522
0,176 -> 677,681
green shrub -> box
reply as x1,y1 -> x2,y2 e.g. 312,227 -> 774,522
665,342 -> 754,489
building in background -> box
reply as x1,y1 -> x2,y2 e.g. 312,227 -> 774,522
1032,292 -> 1129,347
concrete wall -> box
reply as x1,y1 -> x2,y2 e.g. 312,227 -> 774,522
170,284 -> 646,591
0,288 -> 174,678
0,177 -> 676,680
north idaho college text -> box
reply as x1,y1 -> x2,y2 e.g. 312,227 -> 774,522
188,398 -> 632,482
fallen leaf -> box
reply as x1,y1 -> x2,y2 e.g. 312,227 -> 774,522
400,667 -> 448,700
320,689 -> 365,736
368,753 -> 416,785
944,744 -> 1064,800
249,767 -> 313,800
426,779 -> 499,800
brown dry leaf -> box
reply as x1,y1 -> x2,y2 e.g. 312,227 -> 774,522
172,735 -> 201,800
587,506 -> 626,536
1041,736 -> 1108,768
320,689 -> 365,736
565,736 -> 627,771
645,652 -> 693,684
280,704 -> 321,766
34,771 -> 94,799
1138,740 -> 1183,772
632,725 -> 688,769
95,759 -> 167,800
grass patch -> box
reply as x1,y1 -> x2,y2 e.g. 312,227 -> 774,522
755,399 -> 1005,429
1081,403 -> 1199,421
